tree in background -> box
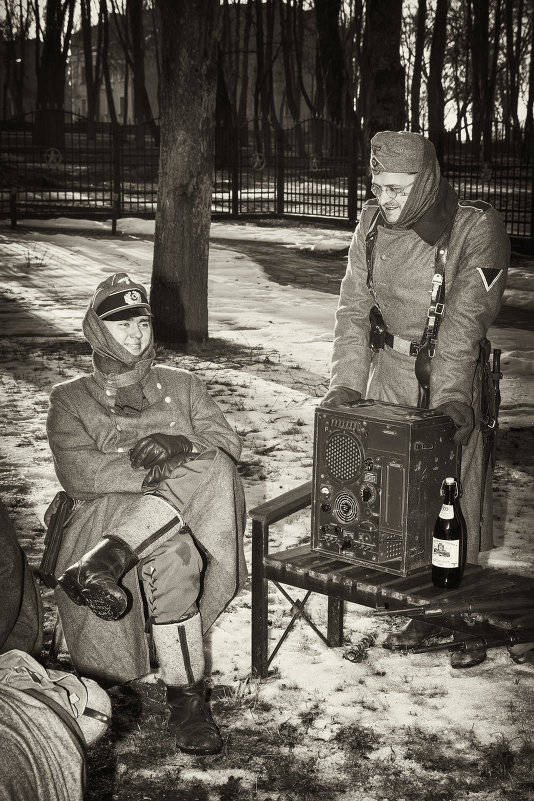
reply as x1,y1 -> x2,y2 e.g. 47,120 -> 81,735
1,0 -> 35,118
151,0 -> 220,343
427,0 -> 448,164
34,0 -> 76,148
79,0 -> 103,124
357,0 -> 405,147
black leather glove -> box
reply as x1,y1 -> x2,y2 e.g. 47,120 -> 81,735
130,433 -> 193,469
142,454 -> 188,491
435,401 -> 475,446
321,386 -> 362,408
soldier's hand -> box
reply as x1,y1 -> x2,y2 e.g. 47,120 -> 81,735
142,454 -> 188,491
130,433 -> 193,469
321,386 -> 362,408
435,401 -> 474,446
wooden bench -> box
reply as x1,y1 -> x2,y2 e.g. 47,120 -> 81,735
250,481 -> 534,678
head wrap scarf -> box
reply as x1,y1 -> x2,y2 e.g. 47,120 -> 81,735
370,131 -> 458,244
82,273 -> 156,416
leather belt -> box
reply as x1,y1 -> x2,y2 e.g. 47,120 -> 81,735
384,331 -> 420,357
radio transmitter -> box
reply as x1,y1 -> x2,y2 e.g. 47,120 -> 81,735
311,401 -> 461,576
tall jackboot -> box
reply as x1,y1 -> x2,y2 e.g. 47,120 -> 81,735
57,536 -> 139,620
57,496 -> 181,620
152,613 -> 223,756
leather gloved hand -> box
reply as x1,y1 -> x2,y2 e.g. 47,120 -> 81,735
320,386 -> 362,408
435,401 -> 475,446
130,433 -> 193,469
142,454 -> 188,491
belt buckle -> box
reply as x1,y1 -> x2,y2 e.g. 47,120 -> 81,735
409,342 -> 420,356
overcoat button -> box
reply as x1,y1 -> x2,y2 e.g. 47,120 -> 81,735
169,421 -> 176,427
105,390 -> 112,396
165,396 -> 171,403
157,383 -> 162,389
117,447 -> 125,453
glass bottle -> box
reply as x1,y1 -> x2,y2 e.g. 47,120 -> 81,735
431,477 -> 467,589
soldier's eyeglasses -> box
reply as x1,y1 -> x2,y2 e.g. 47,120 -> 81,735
370,182 -> 415,200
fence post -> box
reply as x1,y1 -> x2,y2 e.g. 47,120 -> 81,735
276,128 -> 285,217
232,127 -> 239,216
111,124 -> 121,234
9,187 -> 17,229
347,130 -> 358,226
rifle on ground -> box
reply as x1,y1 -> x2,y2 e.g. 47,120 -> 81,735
373,593 -> 534,619
413,628 -> 534,654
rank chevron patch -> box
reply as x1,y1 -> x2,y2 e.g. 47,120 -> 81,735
477,267 -> 503,291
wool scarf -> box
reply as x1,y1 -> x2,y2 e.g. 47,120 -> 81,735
82,307 -> 156,416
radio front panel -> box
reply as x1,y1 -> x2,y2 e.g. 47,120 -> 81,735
311,402 -> 460,576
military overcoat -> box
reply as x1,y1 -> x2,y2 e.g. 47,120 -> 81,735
330,199 -> 510,561
47,364 -> 247,684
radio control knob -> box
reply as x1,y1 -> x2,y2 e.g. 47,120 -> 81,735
321,503 -> 331,512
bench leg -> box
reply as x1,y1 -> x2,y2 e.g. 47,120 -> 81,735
327,596 -> 344,647
251,519 -> 269,678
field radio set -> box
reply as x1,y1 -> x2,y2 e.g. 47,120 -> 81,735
311,401 -> 461,576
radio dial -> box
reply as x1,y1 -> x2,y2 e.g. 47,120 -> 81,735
360,484 -> 376,504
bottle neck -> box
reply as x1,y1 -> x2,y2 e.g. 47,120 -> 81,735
442,483 -> 456,504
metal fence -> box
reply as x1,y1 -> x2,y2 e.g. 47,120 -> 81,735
1,111 -> 532,245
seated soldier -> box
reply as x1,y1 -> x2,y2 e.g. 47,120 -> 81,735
47,273 -> 247,756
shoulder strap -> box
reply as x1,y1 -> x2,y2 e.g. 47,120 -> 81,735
24,688 -> 87,761
365,209 -> 381,307
419,210 -> 457,355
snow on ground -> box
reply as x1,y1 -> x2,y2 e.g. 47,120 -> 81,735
0,216 -> 533,799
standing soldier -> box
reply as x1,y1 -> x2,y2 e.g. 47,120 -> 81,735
322,131 -> 510,667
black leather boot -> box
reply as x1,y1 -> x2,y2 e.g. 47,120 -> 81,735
166,679 -> 223,755
383,618 -> 446,650
57,536 -> 138,620
450,631 -> 487,668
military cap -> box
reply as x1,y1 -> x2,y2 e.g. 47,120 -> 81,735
370,131 -> 425,173
91,272 -> 151,319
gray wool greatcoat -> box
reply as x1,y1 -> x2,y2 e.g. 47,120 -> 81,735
330,198 -> 510,562
47,364 -> 247,685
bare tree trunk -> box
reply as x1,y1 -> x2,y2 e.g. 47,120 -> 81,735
505,0 -> 523,146
151,0 -> 220,343
34,0 -> 76,149
101,0 -> 118,126
314,0 -> 345,122
470,0 -> 502,161
410,0 -> 427,132
524,14 -> 534,157
357,0 -> 405,148
428,0 -> 448,164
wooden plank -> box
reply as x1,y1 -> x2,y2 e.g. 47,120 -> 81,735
249,481 -> 312,526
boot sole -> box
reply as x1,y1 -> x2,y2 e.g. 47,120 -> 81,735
175,741 -> 223,756
57,573 -> 127,621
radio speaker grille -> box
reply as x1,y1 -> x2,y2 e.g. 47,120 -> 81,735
324,431 -> 363,482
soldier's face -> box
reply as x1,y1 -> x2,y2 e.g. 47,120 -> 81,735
103,314 -> 152,355
370,171 -> 416,224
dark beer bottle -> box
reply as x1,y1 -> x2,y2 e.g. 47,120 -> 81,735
431,477 -> 467,589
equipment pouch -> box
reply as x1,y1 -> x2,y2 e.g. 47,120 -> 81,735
479,337 -> 497,433
39,491 -> 75,588
414,339 -> 432,409
369,305 -> 387,351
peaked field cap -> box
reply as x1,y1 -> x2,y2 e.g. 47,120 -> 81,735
92,272 -> 151,319
370,130 -> 425,173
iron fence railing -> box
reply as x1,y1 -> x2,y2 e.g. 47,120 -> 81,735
1,112 -> 532,245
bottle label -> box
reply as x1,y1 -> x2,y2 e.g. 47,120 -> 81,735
432,537 -> 460,568
438,504 -> 454,520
